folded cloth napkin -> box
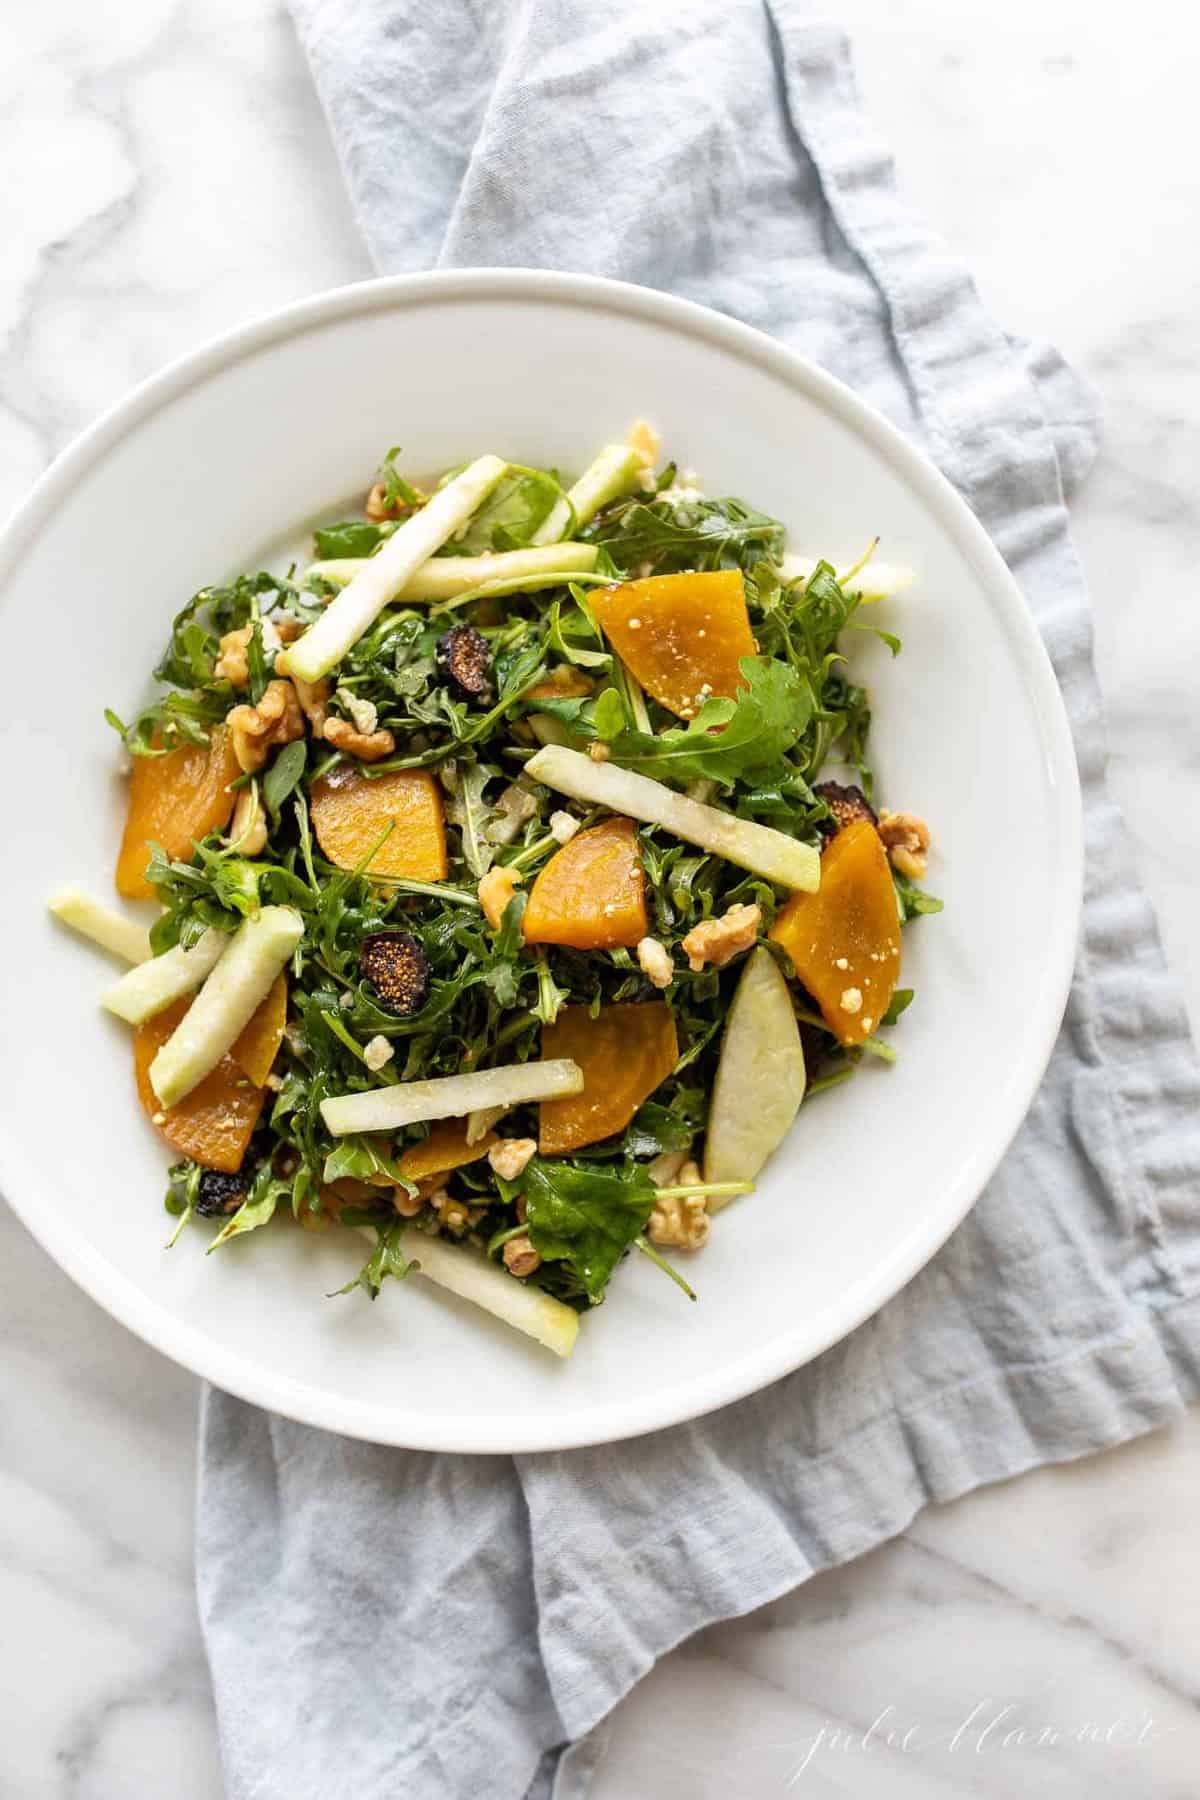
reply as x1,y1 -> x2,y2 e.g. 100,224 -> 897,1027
198,6 -> 1200,1796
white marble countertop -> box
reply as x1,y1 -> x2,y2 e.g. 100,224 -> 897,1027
3,2 -> 1198,1795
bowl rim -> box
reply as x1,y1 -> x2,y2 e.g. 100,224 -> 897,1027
0,268 -> 1082,1452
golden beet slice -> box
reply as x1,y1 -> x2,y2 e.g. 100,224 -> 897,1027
769,819 -> 901,1046
310,766 -> 448,881
397,1118 -> 499,1183
133,997 -> 265,1172
116,726 -> 240,900
230,972 -> 288,1086
590,571 -> 755,718
523,816 -> 648,950
539,1001 -> 678,1154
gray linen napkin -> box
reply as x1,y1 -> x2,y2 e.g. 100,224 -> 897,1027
197,7 -> 1200,1796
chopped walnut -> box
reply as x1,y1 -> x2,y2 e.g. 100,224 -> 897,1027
627,417 -> 661,468
681,902 -> 762,973
430,1189 -> 476,1235
323,715 -> 396,762
502,1234 -> 541,1278
365,479 -> 423,522
647,1191 -> 710,1251
392,1184 -> 426,1218
637,936 -> 674,989
291,672 -> 330,732
227,679 -> 305,772
214,625 -> 253,689
272,613 -> 305,644
478,864 -> 522,930
877,808 -> 931,880
229,784 -> 267,856
488,1137 -> 537,1181
587,741 -> 610,763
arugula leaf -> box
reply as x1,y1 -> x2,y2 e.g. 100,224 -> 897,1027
893,871 -> 944,922
521,1158 -> 657,1304
599,657 -> 812,788
586,492 -> 786,575
207,1165 -> 291,1251
621,1102 -> 695,1157
453,464 -> 567,554
312,519 -> 393,559
263,739 -> 308,819
334,1219 -> 412,1300
881,987 -> 914,1026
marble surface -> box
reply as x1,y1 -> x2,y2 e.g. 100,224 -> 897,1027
2,1 -> 1198,1795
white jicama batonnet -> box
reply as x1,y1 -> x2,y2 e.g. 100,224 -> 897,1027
321,1058 -> 583,1137
531,443 -> 644,546
102,926 -> 230,1025
778,552 -> 915,602
47,886 -> 152,965
525,745 -> 821,892
360,1227 -> 579,1357
306,540 -> 600,598
283,454 -> 508,681
149,906 -> 304,1107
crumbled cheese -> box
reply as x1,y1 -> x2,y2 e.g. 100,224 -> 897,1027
363,1035 -> 395,1072
840,987 -> 863,1014
337,689 -> 379,737
549,809 -> 580,845
636,936 -> 674,989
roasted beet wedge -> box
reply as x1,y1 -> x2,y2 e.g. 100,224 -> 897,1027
814,780 -> 878,842
359,929 -> 432,1015
436,624 -> 493,702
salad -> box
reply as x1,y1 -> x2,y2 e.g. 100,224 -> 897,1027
49,428 -> 939,1358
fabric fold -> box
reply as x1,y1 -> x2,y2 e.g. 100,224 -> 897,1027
197,6 -> 1200,1796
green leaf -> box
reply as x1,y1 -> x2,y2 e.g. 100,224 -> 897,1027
207,1166 -> 289,1251
605,657 -> 812,788
263,738 -> 308,819
333,1219 -> 412,1300
591,686 -> 626,740
881,987 -> 915,1026
453,464 -> 567,554
893,872 -> 944,923
521,1158 -> 657,1304
312,520 -> 393,559
621,1102 -> 694,1156
585,492 -> 786,576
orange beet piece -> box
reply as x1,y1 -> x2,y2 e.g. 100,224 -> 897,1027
133,997 -> 265,1172
539,1001 -> 679,1154
523,816 -> 648,950
230,972 -> 288,1086
310,766 -> 448,882
397,1118 -> 499,1183
115,726 -> 240,900
590,570 -> 755,718
769,819 -> 901,1046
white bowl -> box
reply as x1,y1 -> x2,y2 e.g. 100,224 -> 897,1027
0,271 -> 1080,1453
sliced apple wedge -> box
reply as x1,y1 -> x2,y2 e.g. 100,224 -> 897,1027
370,1228 -> 579,1358
321,1058 -> 584,1137
149,906 -> 304,1107
525,745 -> 820,891
102,926 -> 230,1025
48,886 -> 152,965
305,540 -> 600,598
703,947 -> 806,1199
283,454 -> 507,681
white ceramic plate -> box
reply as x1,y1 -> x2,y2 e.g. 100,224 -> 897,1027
0,271 -> 1080,1453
